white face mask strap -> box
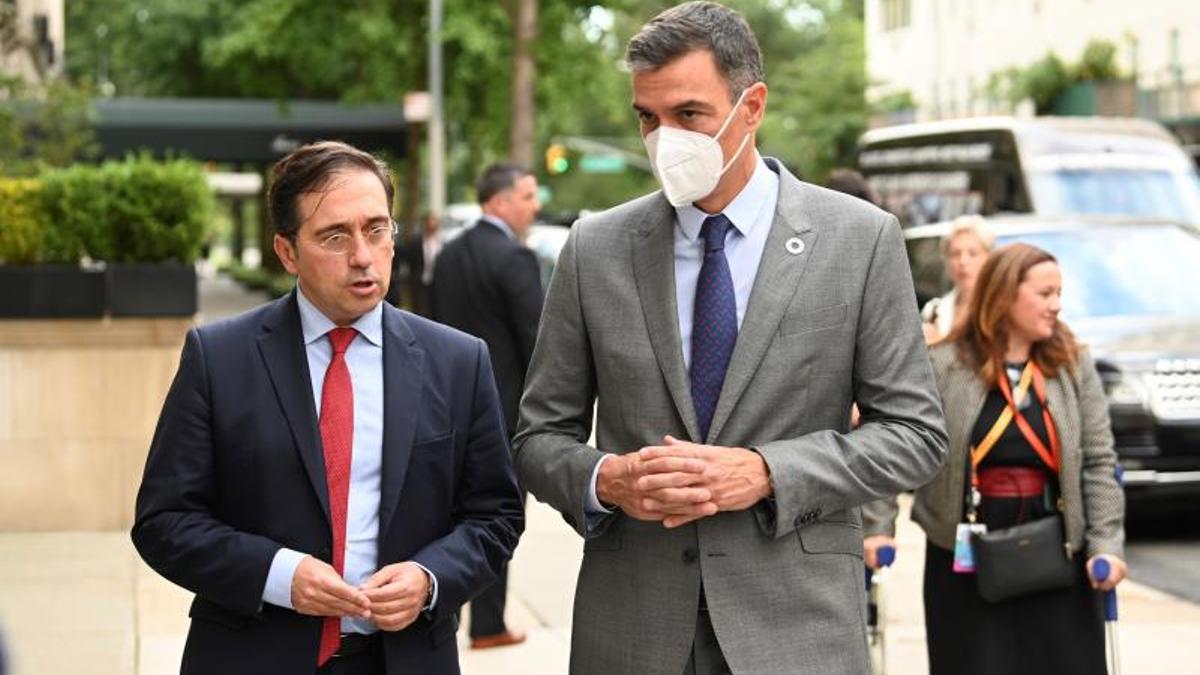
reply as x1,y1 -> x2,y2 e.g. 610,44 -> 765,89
720,130 -> 753,176
713,87 -> 750,143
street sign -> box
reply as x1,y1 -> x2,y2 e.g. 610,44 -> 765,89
580,154 -> 626,173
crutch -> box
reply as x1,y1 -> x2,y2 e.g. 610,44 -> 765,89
1092,557 -> 1122,675
865,545 -> 896,675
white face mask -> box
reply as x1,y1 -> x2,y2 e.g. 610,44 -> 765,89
642,89 -> 752,207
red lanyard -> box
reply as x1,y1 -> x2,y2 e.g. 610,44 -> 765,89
993,361 -> 1061,474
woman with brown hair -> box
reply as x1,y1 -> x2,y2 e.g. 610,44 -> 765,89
863,243 -> 1126,674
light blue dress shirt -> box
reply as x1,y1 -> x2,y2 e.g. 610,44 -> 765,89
261,287 -> 437,633
480,213 -> 516,239
585,153 -> 780,514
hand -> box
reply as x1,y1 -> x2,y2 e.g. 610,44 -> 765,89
290,556 -> 371,619
361,562 -> 431,631
1086,554 -> 1127,592
596,450 -> 716,524
636,436 -> 773,528
863,535 -> 896,570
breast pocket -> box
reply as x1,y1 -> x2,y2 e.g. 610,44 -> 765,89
779,303 -> 848,337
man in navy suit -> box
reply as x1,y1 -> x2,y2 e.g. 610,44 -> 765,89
132,141 -> 524,675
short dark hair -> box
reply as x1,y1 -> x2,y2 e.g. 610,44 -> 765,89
825,169 -> 880,206
476,163 -> 533,205
625,1 -> 763,101
268,140 -> 394,239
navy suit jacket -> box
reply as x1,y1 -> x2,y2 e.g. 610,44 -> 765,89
132,292 -> 524,674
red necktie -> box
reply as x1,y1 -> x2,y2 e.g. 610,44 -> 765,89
317,327 -> 357,666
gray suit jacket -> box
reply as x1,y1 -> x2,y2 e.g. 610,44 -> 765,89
513,160 -> 947,675
863,342 -> 1125,559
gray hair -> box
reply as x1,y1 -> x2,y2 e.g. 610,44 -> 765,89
476,163 -> 534,205
624,1 -> 764,101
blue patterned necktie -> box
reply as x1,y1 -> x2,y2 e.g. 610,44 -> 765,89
690,214 -> 738,441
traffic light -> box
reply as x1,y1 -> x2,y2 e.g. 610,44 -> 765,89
545,143 -> 570,175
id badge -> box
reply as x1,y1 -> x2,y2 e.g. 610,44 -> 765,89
952,523 -> 987,573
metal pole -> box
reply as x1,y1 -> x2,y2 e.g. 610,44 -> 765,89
428,0 -> 446,218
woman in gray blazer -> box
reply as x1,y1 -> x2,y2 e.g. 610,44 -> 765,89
864,243 -> 1126,675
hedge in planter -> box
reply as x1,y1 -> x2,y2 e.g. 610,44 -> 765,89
0,178 -> 106,318
41,156 -> 215,316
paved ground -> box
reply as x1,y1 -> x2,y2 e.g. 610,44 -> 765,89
2,271 -> 1198,674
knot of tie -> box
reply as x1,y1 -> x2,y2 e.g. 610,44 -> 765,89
700,214 -> 733,254
327,326 -> 358,355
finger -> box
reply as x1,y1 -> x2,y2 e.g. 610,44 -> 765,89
369,597 -> 421,615
360,568 -> 395,591
374,609 -> 420,632
644,496 -> 716,515
638,445 -> 702,461
662,506 -> 716,528
363,580 -> 420,603
310,589 -> 371,617
642,487 -> 712,508
636,470 -> 707,491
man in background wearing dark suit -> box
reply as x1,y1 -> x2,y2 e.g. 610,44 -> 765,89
432,163 -> 544,649
132,141 -> 523,674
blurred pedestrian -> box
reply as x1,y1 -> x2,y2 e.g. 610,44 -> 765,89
431,163 -> 544,649
513,2 -> 946,673
825,168 -> 880,206
921,214 -> 995,343
131,140 -> 523,674
863,243 -> 1126,675
404,212 -> 443,316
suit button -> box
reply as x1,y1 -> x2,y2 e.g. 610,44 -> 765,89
682,548 -> 699,564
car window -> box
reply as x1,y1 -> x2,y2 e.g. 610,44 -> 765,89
998,225 -> 1200,320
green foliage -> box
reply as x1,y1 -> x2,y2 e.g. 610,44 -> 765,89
39,157 -> 215,264
0,76 -> 98,177
0,179 -> 45,264
1075,39 -> 1121,81
986,38 -> 1123,114
222,260 -> 293,297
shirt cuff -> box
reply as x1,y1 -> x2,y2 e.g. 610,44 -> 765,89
411,562 -> 439,611
585,454 -> 616,514
262,548 -> 308,609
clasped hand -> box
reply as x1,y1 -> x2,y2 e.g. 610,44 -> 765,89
291,557 -> 430,631
597,435 -> 773,528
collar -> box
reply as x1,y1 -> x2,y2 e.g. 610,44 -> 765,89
675,151 -> 775,242
295,284 -> 384,348
480,214 -> 515,240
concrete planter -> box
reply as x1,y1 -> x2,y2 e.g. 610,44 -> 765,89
109,262 -> 198,317
0,265 -> 107,318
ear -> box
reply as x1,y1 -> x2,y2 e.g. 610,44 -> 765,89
273,234 -> 300,275
742,81 -> 768,132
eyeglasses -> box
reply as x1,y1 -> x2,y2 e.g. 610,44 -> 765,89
310,220 -> 398,255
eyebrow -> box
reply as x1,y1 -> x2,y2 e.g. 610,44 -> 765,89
311,216 -> 391,236
632,99 -> 715,115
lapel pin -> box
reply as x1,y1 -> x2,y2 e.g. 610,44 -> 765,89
785,237 -> 805,255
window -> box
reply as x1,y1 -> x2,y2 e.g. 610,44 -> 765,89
882,0 -> 911,31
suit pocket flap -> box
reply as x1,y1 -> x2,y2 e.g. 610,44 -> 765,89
413,431 -> 455,455
798,521 -> 863,557
780,304 -> 848,336
189,597 -> 252,631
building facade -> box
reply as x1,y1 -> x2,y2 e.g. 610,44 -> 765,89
865,0 -> 1200,130
0,0 -> 64,84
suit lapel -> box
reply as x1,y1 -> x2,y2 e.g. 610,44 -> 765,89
379,305 -> 424,539
257,292 -> 329,524
632,198 -> 702,442
707,164 -> 816,443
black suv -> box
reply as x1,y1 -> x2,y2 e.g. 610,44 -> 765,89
905,215 -> 1200,498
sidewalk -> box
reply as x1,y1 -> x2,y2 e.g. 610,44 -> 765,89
1,495 -> 1199,674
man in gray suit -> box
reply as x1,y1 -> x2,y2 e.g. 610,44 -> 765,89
513,2 -> 947,674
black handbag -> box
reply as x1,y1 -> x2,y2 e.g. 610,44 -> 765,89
971,514 -> 1076,603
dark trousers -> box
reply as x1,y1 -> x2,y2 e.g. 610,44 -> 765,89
683,590 -> 731,675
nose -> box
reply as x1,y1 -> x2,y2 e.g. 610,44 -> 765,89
348,233 -> 374,267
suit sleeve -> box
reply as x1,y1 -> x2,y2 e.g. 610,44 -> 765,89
501,245 -> 545,373
512,224 -> 609,538
131,329 -> 282,616
1075,350 -> 1125,559
409,340 -> 525,621
757,215 -> 948,539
